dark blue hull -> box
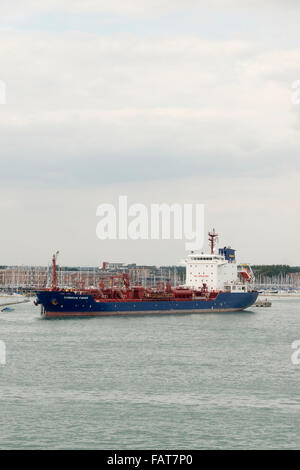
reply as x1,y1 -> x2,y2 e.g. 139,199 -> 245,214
36,290 -> 259,318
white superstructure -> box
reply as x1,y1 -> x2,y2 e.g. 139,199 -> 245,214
184,252 -> 238,291
183,230 -> 254,293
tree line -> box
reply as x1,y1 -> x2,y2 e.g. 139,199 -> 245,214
252,265 -> 300,277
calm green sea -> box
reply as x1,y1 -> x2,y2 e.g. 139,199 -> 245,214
0,299 -> 300,449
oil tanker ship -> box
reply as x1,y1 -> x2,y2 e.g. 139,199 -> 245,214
35,230 -> 258,318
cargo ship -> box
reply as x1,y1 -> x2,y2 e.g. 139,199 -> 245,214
35,230 -> 258,318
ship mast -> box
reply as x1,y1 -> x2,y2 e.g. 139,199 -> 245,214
51,251 -> 59,290
208,229 -> 218,254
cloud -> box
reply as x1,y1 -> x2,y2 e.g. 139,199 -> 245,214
0,4 -> 299,265
0,1 -> 186,19
1,0 -> 300,20
0,30 -> 300,188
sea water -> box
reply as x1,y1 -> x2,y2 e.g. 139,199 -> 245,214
0,299 -> 299,449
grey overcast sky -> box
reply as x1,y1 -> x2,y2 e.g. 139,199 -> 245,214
0,1 -> 300,266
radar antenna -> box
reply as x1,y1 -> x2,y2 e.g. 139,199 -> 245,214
208,229 -> 218,254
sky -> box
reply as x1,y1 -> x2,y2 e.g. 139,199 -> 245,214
0,1 -> 300,267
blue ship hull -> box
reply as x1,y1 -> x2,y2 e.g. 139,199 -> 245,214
36,290 -> 259,318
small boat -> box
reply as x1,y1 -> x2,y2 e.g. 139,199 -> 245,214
255,299 -> 272,307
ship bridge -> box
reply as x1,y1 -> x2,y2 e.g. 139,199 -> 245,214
183,230 -> 240,291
